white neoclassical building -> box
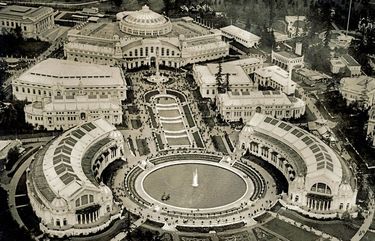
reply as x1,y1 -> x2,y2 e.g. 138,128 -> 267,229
220,25 -> 261,48
193,57 -> 262,99
0,5 -> 54,38
367,106 -> 375,147
271,47 -> 304,71
340,75 -> 375,107
239,113 -> 357,218
27,119 -> 125,237
12,58 -> 127,130
12,58 -> 127,102
254,65 -> 297,95
217,90 -> 305,122
24,95 -> 123,130
64,5 -> 229,69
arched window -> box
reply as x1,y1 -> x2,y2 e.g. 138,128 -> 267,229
311,183 -> 331,195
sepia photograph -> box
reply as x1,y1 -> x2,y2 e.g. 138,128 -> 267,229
0,0 -> 374,240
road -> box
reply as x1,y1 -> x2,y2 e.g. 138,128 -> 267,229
7,143 -> 42,230
351,191 -> 374,241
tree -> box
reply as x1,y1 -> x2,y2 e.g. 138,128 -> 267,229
111,0 -> 122,7
245,16 -> 251,31
6,146 -> 20,171
260,25 -> 275,48
321,2 -> 332,47
163,0 -> 172,16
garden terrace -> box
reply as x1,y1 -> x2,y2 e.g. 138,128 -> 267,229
166,89 -> 187,102
144,90 -> 160,102
193,132 -> 205,148
224,132 -> 235,152
182,105 -> 195,128
165,136 -> 191,146
146,106 -> 158,128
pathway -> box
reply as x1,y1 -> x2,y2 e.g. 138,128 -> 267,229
352,192 -> 375,241
8,150 -> 36,230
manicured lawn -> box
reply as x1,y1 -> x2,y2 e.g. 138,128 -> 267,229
278,209 -> 359,241
193,132 -> 204,148
211,136 -> 228,154
218,231 -> 252,241
361,231 -> 375,241
183,105 -> 195,128
162,121 -> 185,131
154,133 -> 164,150
128,138 -> 136,155
224,132 -> 234,152
263,219 -> 319,241
147,106 -> 158,128
136,138 -> 150,156
166,136 -> 191,146
253,227 -> 279,241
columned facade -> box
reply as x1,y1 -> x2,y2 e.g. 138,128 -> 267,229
27,119 -> 125,238
64,6 -> 229,68
0,5 -> 54,38
239,113 -> 357,218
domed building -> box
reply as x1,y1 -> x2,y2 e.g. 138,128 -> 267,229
26,119 -> 125,237
239,113 -> 357,218
64,5 -> 229,69
119,5 -> 172,36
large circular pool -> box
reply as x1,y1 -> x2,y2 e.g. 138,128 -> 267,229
142,163 -> 248,209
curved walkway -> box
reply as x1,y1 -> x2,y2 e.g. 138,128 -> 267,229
8,149 -> 37,230
352,191 -> 375,241
112,155 -> 278,230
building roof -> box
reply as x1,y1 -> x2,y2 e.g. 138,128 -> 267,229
295,68 -> 332,81
29,119 -> 120,203
194,58 -> 258,86
0,140 -> 21,160
122,5 -> 168,27
255,65 -> 296,89
341,54 -> 361,67
220,25 -> 260,41
26,95 -> 122,113
0,5 -> 53,22
273,50 -> 301,59
330,58 -> 346,67
243,113 -> 346,182
17,58 -> 126,88
227,57 -> 262,67
340,75 -> 375,93
218,90 -> 304,107
285,16 -> 306,23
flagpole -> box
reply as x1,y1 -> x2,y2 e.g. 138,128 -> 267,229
346,0 -> 352,36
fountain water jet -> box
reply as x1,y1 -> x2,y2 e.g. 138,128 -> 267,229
192,168 -> 199,187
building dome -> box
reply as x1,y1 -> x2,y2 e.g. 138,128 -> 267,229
108,130 -> 123,141
100,182 -> 112,197
119,5 -> 172,36
51,196 -> 68,210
